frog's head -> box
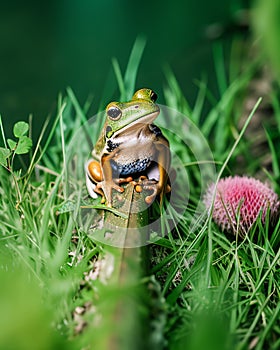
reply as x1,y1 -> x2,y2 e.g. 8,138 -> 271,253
105,88 -> 160,138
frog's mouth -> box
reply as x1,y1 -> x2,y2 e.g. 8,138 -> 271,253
115,111 -> 160,136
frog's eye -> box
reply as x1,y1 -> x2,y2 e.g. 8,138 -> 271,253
150,90 -> 157,102
107,106 -> 122,120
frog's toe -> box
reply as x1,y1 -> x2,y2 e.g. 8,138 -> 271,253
114,186 -> 125,194
165,183 -> 171,193
115,176 -> 134,185
141,180 -> 169,205
145,191 -> 158,204
135,184 -> 143,193
111,182 -> 125,193
143,184 -> 158,204
94,182 -> 106,202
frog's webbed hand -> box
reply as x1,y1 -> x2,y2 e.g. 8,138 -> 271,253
136,176 -> 171,205
135,177 -> 158,204
101,153 -> 134,207
86,158 -> 132,205
95,177 -> 134,205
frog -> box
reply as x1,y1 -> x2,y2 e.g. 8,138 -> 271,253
85,88 -> 171,207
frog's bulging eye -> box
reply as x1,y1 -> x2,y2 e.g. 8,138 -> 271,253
132,88 -> 158,102
107,106 -> 122,120
150,90 -> 157,102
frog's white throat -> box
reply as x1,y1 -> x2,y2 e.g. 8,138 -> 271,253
113,111 -> 159,137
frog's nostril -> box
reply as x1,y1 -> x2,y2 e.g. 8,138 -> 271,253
106,125 -> 113,138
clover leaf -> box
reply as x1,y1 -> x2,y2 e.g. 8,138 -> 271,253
13,121 -> 29,138
7,139 -> 17,150
0,147 -> 10,166
15,136 -> 33,154
0,121 -> 32,169
9,122 -> 33,155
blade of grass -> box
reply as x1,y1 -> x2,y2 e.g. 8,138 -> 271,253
112,36 -> 146,101
66,87 -> 88,124
123,35 -> 146,99
192,76 -> 207,125
264,127 -> 280,178
163,65 -> 192,116
58,96 -> 67,197
236,291 -> 275,350
213,42 -> 228,96
271,90 -> 280,133
201,68 -> 255,138
112,58 -> 126,98
205,97 -> 262,285
0,115 -> 8,149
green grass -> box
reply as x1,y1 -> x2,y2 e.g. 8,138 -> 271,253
0,38 -> 279,350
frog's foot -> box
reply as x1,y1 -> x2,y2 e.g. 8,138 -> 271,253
133,176 -> 158,204
134,176 -> 171,204
93,182 -> 106,203
96,177 -> 134,206
143,184 -> 160,204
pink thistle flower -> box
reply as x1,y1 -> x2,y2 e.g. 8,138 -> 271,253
204,176 -> 280,235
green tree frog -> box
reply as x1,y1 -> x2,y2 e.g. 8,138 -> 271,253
85,88 -> 171,207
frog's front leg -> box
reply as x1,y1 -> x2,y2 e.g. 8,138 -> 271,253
86,158 -> 131,205
141,141 -> 171,204
137,176 -> 171,205
98,154 -> 121,206
101,154 -> 135,206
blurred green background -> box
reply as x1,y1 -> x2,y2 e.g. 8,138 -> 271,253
1,0 -> 249,137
